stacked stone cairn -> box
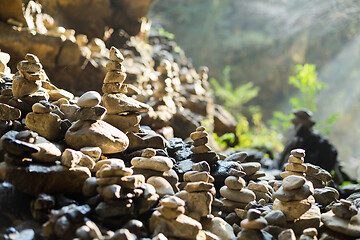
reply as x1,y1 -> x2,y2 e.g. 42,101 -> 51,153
220,168 -> 256,211
102,46 -> 149,133
149,195 -> 203,239
65,90 -> 129,154
238,209 -> 272,240
280,148 -> 308,178
273,174 -> 315,221
12,54 -> 49,105
176,161 -> 215,220
190,126 -> 219,168
94,160 -> 159,220
321,199 -> 360,238
131,148 -> 176,197
25,100 -> 65,140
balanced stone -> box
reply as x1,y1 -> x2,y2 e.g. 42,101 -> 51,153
76,106 -> 107,121
65,120 -> 129,154
288,155 -> 304,164
160,195 -> 185,208
184,182 -> 213,192
131,155 -> 173,172
241,162 -> 261,176
77,91 -> 101,107
229,168 -> 246,178
224,175 -> 245,190
285,163 -> 307,173
283,175 -> 306,190
220,186 -> 255,203
291,149 -> 306,158
12,75 -> 41,98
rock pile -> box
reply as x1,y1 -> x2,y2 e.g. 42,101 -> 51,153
131,148 -> 176,196
176,161 -> 215,220
238,209 -> 272,240
12,53 -> 47,100
103,46 -> 149,133
190,126 -> 219,168
220,168 -> 256,211
25,101 -> 64,140
65,90 -> 129,154
94,160 -> 158,222
280,148 -> 307,178
273,175 -> 315,221
149,195 -> 203,239
322,199 -> 360,238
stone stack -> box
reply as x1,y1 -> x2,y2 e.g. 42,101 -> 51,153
25,101 -> 64,140
280,148 -> 307,179
176,161 -> 215,220
220,168 -> 256,211
149,195 -> 203,239
131,148 -> 176,196
248,181 -> 272,203
0,103 -> 21,134
94,161 -> 159,220
12,54 -> 48,102
190,126 -> 219,167
61,148 -> 96,170
273,175 -> 315,221
238,209 -> 272,240
65,91 -> 129,154
321,199 -> 360,238
103,46 -> 150,133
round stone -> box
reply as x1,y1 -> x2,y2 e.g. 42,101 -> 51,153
241,218 -> 267,230
247,181 -> 268,193
291,149 -> 306,158
220,186 -> 256,203
77,91 -> 101,107
241,162 -> 261,176
65,120 -> 129,154
196,126 -> 206,132
282,175 -> 306,190
25,53 -> 40,63
288,155 -> 304,164
141,148 -> 157,158
228,168 -> 246,178
280,171 -> 305,179
224,176 -> 245,190
147,176 -> 174,197
285,163 -> 307,173
190,131 -> 207,141
131,156 -> 173,172
192,161 -> 210,172
188,171 -> 209,182
160,196 -> 185,208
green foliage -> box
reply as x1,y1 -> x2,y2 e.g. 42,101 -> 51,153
210,66 -> 260,113
156,27 -> 175,39
269,63 -> 338,134
209,67 -> 283,154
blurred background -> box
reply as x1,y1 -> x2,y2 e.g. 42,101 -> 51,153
150,0 -> 360,178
